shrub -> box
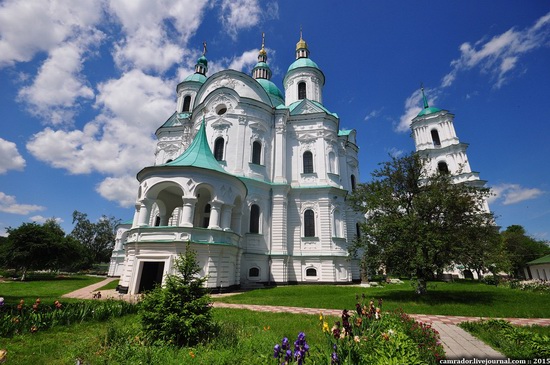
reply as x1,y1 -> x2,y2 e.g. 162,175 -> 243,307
139,243 -> 216,347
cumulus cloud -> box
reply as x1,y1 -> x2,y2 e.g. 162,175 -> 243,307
0,138 -> 25,174
27,70 -> 173,176
489,183 -> 545,205
219,0 -> 278,40
96,175 -> 139,207
442,11 -> 550,89
108,0 -> 208,72
17,33 -> 102,125
0,192 -> 45,215
0,0 -> 103,67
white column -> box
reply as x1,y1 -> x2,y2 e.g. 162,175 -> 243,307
180,197 -> 197,227
220,204 -> 234,231
137,199 -> 153,227
208,200 -> 222,230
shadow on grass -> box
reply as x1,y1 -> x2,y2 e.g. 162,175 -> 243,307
376,289 -> 496,307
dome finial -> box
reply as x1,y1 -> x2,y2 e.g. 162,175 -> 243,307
202,41 -> 207,56
296,26 -> 309,59
421,83 -> 429,109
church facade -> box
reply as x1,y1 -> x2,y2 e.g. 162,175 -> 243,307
109,35 -> 362,294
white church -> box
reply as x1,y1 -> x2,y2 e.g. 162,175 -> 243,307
109,34 -> 364,294
109,34 -> 490,293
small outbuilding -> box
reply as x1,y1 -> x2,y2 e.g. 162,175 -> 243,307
525,254 -> 550,280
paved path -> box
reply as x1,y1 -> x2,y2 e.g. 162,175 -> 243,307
64,281 -> 550,360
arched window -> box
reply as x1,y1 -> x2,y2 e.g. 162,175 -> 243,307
202,204 -> 211,228
252,141 -> 262,164
438,161 -> 449,174
303,151 -> 313,173
328,152 -> 336,174
351,174 -> 356,191
298,82 -> 307,100
249,204 -> 260,233
154,216 -> 161,227
306,268 -> 317,277
304,209 -> 315,237
182,95 -> 191,112
248,267 -> 260,278
431,129 -> 441,147
214,137 -> 224,161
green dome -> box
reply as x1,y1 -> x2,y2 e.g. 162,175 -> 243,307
254,61 -> 269,68
287,57 -> 320,72
183,73 -> 207,83
197,55 -> 208,66
417,106 -> 442,117
256,78 -> 284,105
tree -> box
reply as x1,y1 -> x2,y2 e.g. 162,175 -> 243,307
70,211 -> 120,264
349,152 -> 497,294
139,243 -> 216,346
1,219 -> 81,280
502,225 -> 550,278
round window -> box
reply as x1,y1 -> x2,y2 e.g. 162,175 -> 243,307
216,104 -> 227,115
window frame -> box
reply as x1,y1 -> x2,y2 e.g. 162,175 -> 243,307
303,151 -> 314,174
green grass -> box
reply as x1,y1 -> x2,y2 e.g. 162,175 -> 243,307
215,281 -> 550,318
1,309 -> 340,365
96,279 -> 119,291
0,275 -> 105,304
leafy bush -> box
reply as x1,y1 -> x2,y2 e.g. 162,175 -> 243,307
139,243 -> 217,347
461,319 -> 550,359
0,297 -> 137,337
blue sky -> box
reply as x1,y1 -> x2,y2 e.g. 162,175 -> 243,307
1,1 -> 549,241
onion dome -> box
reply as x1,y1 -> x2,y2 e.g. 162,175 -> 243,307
252,33 -> 284,106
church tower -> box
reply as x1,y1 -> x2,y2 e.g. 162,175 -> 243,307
410,86 -> 490,213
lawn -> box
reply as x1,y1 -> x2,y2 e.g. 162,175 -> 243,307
214,280 -> 550,318
0,274 -> 105,304
1,309 -> 341,365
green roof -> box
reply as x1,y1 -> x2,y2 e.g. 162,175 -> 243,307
183,73 -> 207,83
287,99 -> 338,118
338,129 -> 353,136
164,119 -> 226,173
417,106 -> 442,117
527,254 -> 550,265
287,57 -> 320,72
256,78 -> 284,105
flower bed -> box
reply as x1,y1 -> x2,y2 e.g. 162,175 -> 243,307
0,297 -> 137,337
272,295 -> 445,364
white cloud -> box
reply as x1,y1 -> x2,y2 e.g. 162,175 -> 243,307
489,183 -> 545,205
0,192 -> 45,215
220,0 -> 262,40
442,11 -> 550,89
17,34 -> 102,125
108,0 -> 208,72
0,138 -> 25,174
386,147 -> 404,158
26,70 -> 173,206
96,175 -> 139,207
29,215 -> 63,224
0,0 -> 103,67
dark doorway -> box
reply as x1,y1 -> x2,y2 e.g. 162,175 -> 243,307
138,261 -> 165,293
